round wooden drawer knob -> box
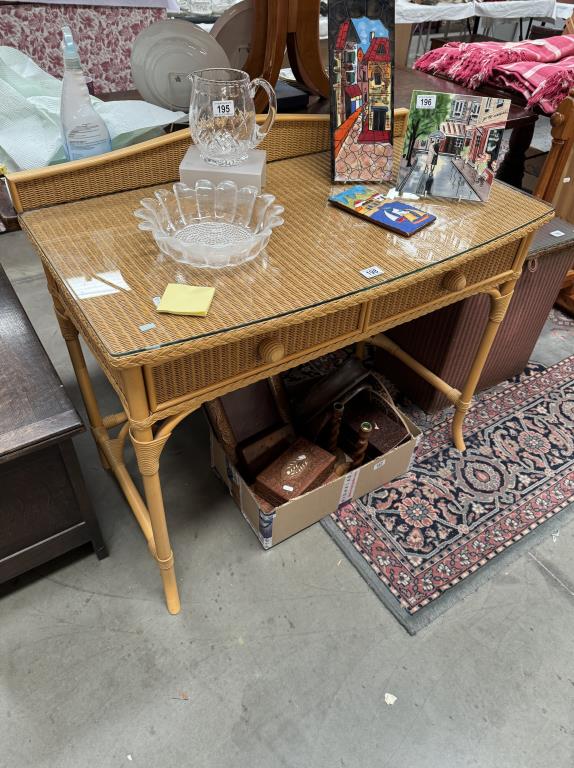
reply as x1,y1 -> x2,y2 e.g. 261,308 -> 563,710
442,271 -> 467,292
258,337 -> 285,364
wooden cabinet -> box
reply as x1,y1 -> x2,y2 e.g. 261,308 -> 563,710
0,265 -> 106,584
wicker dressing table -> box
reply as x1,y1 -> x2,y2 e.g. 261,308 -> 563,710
8,114 -> 553,614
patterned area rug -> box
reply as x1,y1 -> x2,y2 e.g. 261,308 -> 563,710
322,355 -> 574,633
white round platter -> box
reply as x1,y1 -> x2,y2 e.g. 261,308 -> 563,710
131,19 -> 230,111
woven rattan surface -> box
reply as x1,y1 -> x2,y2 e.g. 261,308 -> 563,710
367,242 -> 519,328
22,152 -> 552,365
8,117 -> 329,213
8,112 -> 408,213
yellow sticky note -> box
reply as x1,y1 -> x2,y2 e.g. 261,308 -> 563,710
157,284 -> 215,317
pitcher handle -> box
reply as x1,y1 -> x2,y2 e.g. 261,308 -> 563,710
250,77 -> 277,146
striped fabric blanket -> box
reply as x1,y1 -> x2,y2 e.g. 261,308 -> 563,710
415,35 -> 574,114
493,57 -> 574,113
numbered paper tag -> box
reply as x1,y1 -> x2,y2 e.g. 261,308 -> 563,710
416,94 -> 436,110
212,99 -> 234,117
338,468 -> 360,506
360,265 -> 384,279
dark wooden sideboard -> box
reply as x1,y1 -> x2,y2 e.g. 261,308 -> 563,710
0,265 -> 107,584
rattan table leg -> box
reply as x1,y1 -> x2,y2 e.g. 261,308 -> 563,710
50,296 -> 110,471
370,333 -> 462,404
92,422 -> 155,545
48,290 -> 158,547
452,283 -> 517,451
123,368 -> 181,615
132,431 -> 180,615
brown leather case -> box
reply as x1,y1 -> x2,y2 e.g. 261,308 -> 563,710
204,379 -> 290,463
216,380 -> 283,444
254,438 -> 336,507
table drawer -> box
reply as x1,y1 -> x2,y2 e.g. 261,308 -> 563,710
367,242 -> 519,331
146,305 -> 363,409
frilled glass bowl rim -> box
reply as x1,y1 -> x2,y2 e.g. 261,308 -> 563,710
133,180 -> 284,255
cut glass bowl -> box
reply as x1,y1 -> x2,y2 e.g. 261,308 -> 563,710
134,180 -> 284,268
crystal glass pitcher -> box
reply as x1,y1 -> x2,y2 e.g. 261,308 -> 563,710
189,68 -> 277,166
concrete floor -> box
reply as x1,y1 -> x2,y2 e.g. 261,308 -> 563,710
1,231 -> 573,768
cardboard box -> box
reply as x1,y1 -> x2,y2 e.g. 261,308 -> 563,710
210,409 -> 421,550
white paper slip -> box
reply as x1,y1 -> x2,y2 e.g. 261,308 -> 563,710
360,265 -> 384,279
98,271 -> 131,291
66,270 -> 130,300
416,94 -> 437,109
550,230 -> 566,238
212,99 -> 234,117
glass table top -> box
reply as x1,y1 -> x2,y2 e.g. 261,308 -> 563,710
22,152 -> 553,358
